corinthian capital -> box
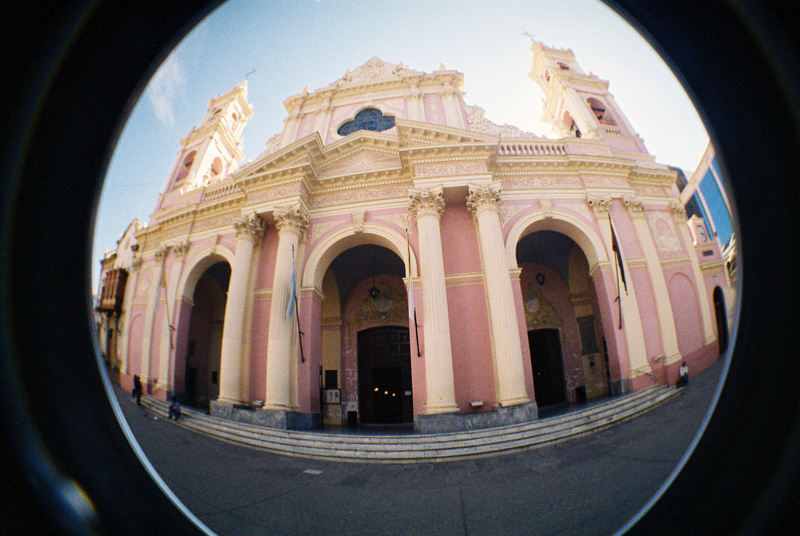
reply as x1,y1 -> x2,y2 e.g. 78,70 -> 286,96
586,195 -> 612,217
622,194 -> 645,217
669,200 -> 688,222
466,181 -> 503,216
408,186 -> 445,221
274,203 -> 310,238
154,244 -> 170,261
233,212 -> 266,245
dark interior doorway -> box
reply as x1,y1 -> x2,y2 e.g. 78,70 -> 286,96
713,286 -> 729,355
529,328 -> 566,407
357,326 -> 413,424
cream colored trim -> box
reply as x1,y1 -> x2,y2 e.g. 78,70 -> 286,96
302,222 -> 418,290
504,208 -> 610,269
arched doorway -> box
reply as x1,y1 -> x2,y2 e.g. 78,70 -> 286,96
516,230 -> 610,406
713,286 -> 729,355
183,261 -> 230,408
321,243 -> 413,427
357,326 -> 413,424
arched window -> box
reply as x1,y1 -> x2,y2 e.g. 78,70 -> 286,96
563,111 -> 581,138
337,108 -> 396,136
210,157 -> 223,176
587,97 -> 617,126
176,150 -> 196,182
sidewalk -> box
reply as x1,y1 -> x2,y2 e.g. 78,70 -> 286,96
112,359 -> 724,536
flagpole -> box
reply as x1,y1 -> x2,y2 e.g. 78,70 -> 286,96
290,244 -> 305,363
406,228 -> 421,357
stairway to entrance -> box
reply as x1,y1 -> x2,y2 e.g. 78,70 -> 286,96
139,386 -> 681,463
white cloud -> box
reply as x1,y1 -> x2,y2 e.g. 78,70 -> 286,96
146,53 -> 185,127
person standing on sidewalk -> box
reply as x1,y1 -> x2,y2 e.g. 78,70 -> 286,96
132,375 -> 143,406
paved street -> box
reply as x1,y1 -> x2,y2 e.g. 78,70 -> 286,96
113,359 -> 724,536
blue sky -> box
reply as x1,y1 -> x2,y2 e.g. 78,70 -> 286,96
92,0 -> 710,291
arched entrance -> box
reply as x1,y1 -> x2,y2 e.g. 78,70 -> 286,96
319,242 -> 413,427
182,261 -> 231,408
357,326 -> 413,424
516,229 -> 610,406
713,286 -> 728,355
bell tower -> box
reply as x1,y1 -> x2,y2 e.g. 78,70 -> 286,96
529,42 -> 647,153
161,80 -> 254,200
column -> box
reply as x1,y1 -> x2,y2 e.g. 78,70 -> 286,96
467,182 -> 530,406
264,203 -> 309,411
671,201 -> 715,344
140,245 -> 169,387
157,240 -> 190,392
623,196 -> 682,362
408,186 -> 458,414
218,213 -> 264,404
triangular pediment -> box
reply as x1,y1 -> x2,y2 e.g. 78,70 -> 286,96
396,119 -> 499,148
317,143 -> 402,181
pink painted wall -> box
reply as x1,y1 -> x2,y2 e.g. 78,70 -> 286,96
247,296 -> 270,402
127,312 -> 144,384
667,271 -> 704,359
627,265 -> 663,359
296,289 -> 323,413
446,282 -> 495,412
592,265 -> 630,384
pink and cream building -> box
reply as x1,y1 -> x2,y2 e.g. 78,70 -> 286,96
98,42 -> 730,432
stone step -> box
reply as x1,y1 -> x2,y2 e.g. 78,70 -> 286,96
139,386 -> 681,462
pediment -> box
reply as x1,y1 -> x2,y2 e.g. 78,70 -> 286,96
317,146 -> 402,180
396,120 -> 499,148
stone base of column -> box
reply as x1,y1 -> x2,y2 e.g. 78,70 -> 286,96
414,401 -> 538,433
211,401 -> 321,430
609,378 -> 630,396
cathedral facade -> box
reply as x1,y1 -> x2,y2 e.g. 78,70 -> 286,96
97,42 -> 729,432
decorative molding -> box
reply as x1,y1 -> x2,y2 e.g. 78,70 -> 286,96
307,220 -> 342,243
466,181 -> 503,216
376,213 -> 410,231
352,209 -> 366,233
522,283 -> 562,329
582,176 -> 628,189
310,185 -> 409,209
415,162 -> 486,178
333,57 -> 422,88
408,185 -> 445,220
154,245 -> 170,261
622,194 -> 645,217
586,194 -> 612,217
172,239 -> 190,257
563,202 -> 593,222
503,176 -> 583,190
274,203 -> 310,238
539,198 -> 553,218
463,104 -> 538,138
648,212 -> 683,253
233,212 -> 266,246
501,205 -> 527,225
669,200 -> 688,222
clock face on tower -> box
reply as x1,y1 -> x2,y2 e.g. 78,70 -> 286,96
697,225 -> 708,241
